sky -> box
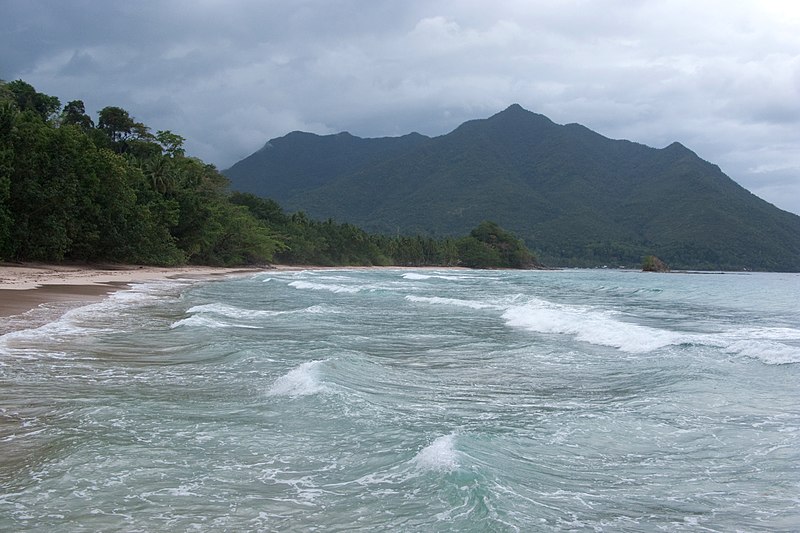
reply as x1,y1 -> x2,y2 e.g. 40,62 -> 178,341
2,0 -> 800,215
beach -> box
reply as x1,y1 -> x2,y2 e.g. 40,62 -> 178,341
0,263 -> 263,318
0,263 -> 467,320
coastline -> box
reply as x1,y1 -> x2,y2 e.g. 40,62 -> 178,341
0,263 -> 454,321
0,263 -> 264,319
0,262 -> 474,327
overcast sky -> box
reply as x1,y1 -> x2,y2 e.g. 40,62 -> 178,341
3,0 -> 800,215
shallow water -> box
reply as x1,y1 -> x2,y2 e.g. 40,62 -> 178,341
1,269 -> 798,531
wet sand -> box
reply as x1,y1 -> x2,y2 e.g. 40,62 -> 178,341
0,263 -> 264,318
0,283 -> 124,317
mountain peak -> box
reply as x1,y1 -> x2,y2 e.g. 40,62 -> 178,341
480,103 -> 556,134
665,141 -> 687,150
662,141 -> 697,158
224,106 -> 800,271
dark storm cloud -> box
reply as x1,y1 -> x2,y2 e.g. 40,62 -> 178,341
2,0 -> 799,214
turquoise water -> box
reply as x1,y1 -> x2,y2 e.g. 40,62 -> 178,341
1,269 -> 799,531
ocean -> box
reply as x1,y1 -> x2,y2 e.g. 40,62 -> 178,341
1,268 -> 798,531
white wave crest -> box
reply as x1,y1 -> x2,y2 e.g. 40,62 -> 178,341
171,302 -> 334,329
414,434 -> 459,471
402,272 -> 470,281
304,304 -> 337,314
402,272 -> 432,280
170,315 -> 235,329
502,301 -> 684,353
267,360 -> 327,396
405,295 -> 496,310
186,303 -> 281,319
702,326 -> 800,365
723,339 -> 800,365
288,280 -> 360,293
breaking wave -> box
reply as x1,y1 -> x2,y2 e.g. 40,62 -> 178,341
267,360 -> 328,397
414,433 -> 460,471
405,295 -> 498,310
502,300 -> 685,353
170,302 -> 335,328
288,280 -> 361,293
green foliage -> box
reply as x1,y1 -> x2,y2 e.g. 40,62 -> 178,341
466,221 -> 537,268
155,130 -> 186,158
642,255 -> 669,272
232,192 -> 535,269
61,100 -> 94,130
6,80 -> 60,122
97,106 -> 135,143
456,236 -> 502,269
0,79 -> 280,267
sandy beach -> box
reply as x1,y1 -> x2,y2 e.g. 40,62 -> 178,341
0,262 -> 464,323
0,263 -> 264,318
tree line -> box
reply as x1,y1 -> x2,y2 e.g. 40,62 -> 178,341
0,80 -> 538,269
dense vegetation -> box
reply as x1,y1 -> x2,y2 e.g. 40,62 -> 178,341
642,255 -> 670,273
225,104 -> 800,271
0,80 -> 280,266
0,80 -> 537,269
230,193 -> 539,268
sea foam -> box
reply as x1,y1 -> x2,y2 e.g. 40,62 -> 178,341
170,302 -> 335,329
414,434 -> 460,471
170,315 -> 237,329
401,272 -> 467,281
185,303 -> 283,319
405,295 -> 497,310
288,280 -> 361,293
402,272 -> 432,281
267,360 -> 327,397
701,326 -> 800,365
502,300 -> 685,353
722,339 -> 800,365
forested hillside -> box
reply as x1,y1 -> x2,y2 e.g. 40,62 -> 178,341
0,80 -> 537,269
226,130 -> 429,202
225,104 -> 800,271
0,80 -> 280,266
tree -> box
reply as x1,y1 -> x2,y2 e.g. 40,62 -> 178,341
465,221 -> 538,268
457,236 -> 502,268
156,130 -> 185,158
97,106 -> 135,143
0,100 -> 15,257
6,80 -> 60,122
62,100 -> 94,130
642,255 -> 670,272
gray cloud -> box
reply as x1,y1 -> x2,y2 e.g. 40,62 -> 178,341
2,0 -> 799,215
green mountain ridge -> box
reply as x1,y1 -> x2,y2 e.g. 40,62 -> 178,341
224,104 -> 800,271
226,130 -> 430,201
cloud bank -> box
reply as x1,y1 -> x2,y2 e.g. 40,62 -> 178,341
2,0 -> 799,214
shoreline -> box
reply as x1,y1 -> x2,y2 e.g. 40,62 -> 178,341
0,263 -> 265,319
0,262 -> 466,321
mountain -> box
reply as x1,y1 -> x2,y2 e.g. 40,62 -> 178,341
225,130 -> 429,202
223,105 -> 800,271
